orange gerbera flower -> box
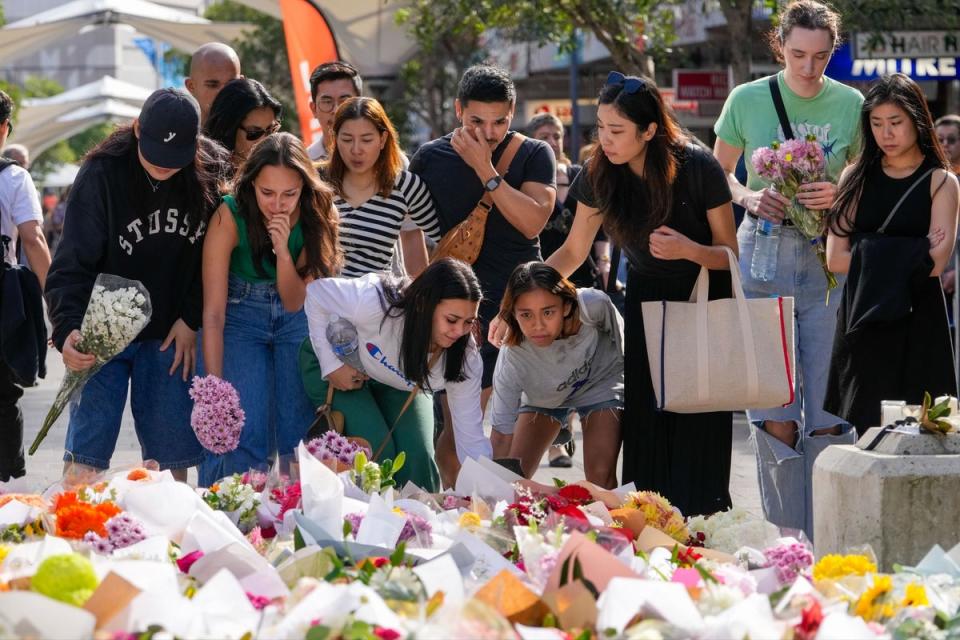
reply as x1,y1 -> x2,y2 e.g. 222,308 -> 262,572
52,491 -> 121,539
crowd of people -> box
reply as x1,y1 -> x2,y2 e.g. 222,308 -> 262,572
1,0 -> 958,539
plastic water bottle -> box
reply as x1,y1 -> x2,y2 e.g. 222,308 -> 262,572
325,315 -> 366,374
751,218 -> 781,282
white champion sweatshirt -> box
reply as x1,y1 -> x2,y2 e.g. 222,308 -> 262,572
304,273 -> 492,462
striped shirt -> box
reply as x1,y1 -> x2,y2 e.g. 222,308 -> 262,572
336,170 -> 441,278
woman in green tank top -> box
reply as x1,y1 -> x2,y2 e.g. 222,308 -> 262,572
198,132 -> 341,486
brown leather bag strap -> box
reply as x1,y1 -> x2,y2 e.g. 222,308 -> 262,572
479,133 -> 526,208
372,350 -> 443,460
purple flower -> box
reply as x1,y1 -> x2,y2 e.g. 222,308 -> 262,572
103,513 -> 146,550
763,541 -> 814,586
190,375 -> 245,455
84,531 -> 115,555
306,431 -> 370,466
399,512 -> 433,546
344,512 -> 364,536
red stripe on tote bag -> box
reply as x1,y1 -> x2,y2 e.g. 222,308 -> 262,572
777,296 -> 795,407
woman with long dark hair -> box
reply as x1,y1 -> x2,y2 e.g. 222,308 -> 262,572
324,97 -> 440,277
199,132 -> 340,484
45,89 -> 227,480
505,72 -> 738,515
204,78 -> 282,170
303,258 -> 493,491
825,73 -> 958,433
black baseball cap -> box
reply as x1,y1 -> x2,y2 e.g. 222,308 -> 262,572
137,88 -> 200,169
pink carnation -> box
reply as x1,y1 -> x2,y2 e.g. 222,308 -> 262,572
763,541 -> 814,585
189,375 -> 245,455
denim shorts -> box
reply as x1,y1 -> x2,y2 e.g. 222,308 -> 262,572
64,340 -> 203,470
513,398 -> 623,431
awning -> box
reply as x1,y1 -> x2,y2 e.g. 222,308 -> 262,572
15,76 -> 149,156
0,0 -> 252,62
233,0 -> 416,80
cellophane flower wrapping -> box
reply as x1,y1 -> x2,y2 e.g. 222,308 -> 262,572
751,136 -> 838,291
31,274 -> 152,454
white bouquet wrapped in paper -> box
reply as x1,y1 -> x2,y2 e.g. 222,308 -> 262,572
31,274 -> 151,454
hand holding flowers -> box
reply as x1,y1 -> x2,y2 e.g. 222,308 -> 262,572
752,136 -> 838,291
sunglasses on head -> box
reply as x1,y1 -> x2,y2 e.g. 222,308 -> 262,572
240,121 -> 281,142
605,71 -> 646,95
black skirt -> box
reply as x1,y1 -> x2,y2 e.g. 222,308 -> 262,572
621,266 -> 734,517
824,276 -> 957,435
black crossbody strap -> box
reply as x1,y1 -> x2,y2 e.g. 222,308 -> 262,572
768,75 -> 795,141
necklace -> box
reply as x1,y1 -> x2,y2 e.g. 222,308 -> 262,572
143,168 -> 162,193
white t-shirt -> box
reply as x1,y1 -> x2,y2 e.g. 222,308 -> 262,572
304,273 -> 492,462
307,136 -> 328,162
0,164 -> 42,264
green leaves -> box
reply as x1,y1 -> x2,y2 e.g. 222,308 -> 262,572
919,391 -> 955,436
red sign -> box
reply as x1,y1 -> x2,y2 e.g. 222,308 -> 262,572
674,70 -> 730,101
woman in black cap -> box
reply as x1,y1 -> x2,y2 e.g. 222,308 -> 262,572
45,88 -> 229,480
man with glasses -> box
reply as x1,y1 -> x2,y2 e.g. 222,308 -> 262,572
307,61 -> 362,161
185,43 -> 242,126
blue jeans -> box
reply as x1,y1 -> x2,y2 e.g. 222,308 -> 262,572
64,340 -> 202,470
511,398 -> 623,432
199,276 -> 314,486
737,217 -> 855,536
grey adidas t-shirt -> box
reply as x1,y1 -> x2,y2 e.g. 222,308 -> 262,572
491,288 -> 624,433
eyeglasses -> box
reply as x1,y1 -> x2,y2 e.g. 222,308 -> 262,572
605,71 -> 646,95
315,95 -> 356,113
939,136 -> 958,145
239,121 -> 281,142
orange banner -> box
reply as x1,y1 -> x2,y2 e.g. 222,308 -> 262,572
279,0 -> 339,146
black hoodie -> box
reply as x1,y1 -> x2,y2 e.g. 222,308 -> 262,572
45,140 -> 228,351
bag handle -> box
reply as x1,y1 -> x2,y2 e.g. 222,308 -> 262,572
688,247 -> 761,404
768,75 -> 794,141
878,167 -> 935,234
372,349 -> 443,461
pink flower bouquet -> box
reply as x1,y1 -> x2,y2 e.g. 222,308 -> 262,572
752,135 -> 838,291
189,375 -> 245,454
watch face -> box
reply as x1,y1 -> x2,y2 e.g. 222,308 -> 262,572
486,176 -> 500,190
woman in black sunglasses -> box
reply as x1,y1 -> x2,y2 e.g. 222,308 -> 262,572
205,78 -> 283,170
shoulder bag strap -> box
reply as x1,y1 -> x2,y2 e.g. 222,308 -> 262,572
768,75 -> 795,141
372,350 -> 443,460
878,167 -> 936,234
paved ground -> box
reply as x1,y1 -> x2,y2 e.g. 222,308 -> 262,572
21,349 -> 761,514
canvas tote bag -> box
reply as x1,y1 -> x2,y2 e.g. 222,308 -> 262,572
642,246 -> 796,413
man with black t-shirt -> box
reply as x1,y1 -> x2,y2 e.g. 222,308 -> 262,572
410,65 -> 556,484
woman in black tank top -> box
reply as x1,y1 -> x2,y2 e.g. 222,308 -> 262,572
825,74 -> 959,433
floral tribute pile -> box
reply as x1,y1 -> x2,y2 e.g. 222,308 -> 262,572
0,433 -> 957,639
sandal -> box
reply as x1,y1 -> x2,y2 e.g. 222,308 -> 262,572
548,454 -> 573,468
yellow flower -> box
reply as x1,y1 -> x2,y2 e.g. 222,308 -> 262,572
457,511 -> 482,529
854,575 -> 893,621
784,153 -> 794,162
392,507 -> 405,515
902,582 -> 929,607
813,554 -> 877,581
0,546 -> 8,564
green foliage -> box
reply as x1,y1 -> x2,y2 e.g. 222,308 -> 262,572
830,0 -> 960,31
204,1 -> 299,137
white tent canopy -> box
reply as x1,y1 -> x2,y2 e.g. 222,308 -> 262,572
0,0 -> 252,62
233,0 -> 416,81
17,76 -> 149,156
39,163 -> 81,189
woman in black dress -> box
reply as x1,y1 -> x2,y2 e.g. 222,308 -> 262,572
521,72 -> 739,516
825,73 -> 959,435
